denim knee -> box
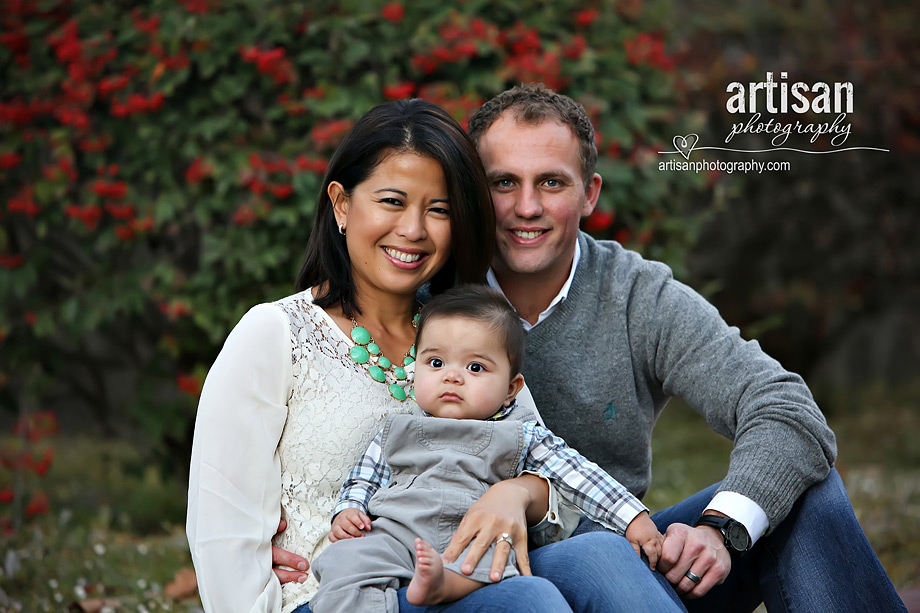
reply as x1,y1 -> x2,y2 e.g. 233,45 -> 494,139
396,574 -> 572,612
532,532 -> 685,612
506,575 -> 572,610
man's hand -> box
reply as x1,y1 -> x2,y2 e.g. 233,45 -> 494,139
624,511 -> 665,570
657,522 -> 731,598
271,519 -> 310,584
441,477 -> 540,582
330,508 -> 372,542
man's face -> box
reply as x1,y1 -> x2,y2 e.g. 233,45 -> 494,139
476,113 -> 601,287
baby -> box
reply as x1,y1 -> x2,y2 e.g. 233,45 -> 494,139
308,285 -> 663,612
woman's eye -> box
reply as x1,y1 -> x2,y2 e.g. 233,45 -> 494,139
381,197 -> 403,206
427,358 -> 443,368
467,362 -> 484,373
429,206 -> 449,216
494,179 -> 514,190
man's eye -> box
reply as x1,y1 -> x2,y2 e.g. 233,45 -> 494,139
427,358 -> 443,368
544,179 -> 560,187
467,363 -> 484,373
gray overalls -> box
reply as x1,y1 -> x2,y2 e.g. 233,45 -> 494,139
309,414 -> 530,613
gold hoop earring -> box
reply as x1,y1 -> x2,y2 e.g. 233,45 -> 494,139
338,223 -> 346,235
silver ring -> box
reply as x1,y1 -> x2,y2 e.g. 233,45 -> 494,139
495,532 -> 513,547
684,570 -> 702,585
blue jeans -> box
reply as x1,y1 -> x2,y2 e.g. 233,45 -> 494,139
297,532 -> 682,612
295,575 -> 573,612
576,468 -> 908,612
397,532 -> 683,612
299,469 -> 906,612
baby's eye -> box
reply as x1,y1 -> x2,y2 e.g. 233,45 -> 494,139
467,362 -> 485,373
427,358 -> 443,368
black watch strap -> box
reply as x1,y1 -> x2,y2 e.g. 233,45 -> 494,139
694,514 -> 752,556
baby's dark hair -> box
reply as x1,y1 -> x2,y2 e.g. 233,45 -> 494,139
415,285 -> 525,375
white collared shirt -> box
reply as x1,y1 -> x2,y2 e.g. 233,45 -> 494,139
486,238 -> 769,544
487,240 -> 581,331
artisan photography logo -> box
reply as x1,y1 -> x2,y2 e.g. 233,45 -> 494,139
659,71 -> 888,171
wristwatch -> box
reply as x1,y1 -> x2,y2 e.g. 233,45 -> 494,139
693,514 -> 752,556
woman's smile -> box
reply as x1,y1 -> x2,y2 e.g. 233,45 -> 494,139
382,245 -> 428,266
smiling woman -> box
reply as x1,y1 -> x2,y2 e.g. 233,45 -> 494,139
296,99 -> 495,318
186,99 -> 570,613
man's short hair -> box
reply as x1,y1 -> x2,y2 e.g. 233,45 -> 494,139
467,83 -> 597,189
416,285 -> 525,376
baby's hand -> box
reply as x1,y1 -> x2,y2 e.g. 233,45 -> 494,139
625,511 -> 664,570
330,508 -> 372,542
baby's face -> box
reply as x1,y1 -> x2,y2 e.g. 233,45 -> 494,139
414,315 -> 521,420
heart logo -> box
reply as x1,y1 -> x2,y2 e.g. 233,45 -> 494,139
673,134 -> 699,160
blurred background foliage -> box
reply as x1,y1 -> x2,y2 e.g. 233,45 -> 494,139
1,0 -> 918,608
0,0 -> 702,465
668,0 -> 920,407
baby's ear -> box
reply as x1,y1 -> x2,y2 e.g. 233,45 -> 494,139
504,373 -> 525,406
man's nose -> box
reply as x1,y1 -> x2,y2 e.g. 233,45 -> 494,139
514,183 -> 543,218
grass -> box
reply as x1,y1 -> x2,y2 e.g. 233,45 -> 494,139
1,394 -> 917,611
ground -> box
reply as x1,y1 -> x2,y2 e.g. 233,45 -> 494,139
2,396 -> 917,612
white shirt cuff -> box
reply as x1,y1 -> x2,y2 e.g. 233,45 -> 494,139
705,491 -> 769,545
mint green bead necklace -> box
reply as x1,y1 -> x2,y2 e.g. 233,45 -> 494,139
348,312 -> 419,402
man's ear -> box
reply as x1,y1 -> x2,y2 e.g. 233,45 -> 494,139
329,181 -> 348,226
581,172 -> 603,217
504,373 -> 525,407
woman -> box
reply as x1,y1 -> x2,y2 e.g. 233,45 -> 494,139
186,99 -> 569,612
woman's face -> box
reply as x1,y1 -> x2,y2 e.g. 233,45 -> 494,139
331,152 -> 452,300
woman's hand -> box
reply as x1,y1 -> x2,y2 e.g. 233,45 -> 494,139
441,474 -> 549,582
271,519 -> 310,584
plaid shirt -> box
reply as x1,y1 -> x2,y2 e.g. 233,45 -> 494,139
333,408 -> 647,534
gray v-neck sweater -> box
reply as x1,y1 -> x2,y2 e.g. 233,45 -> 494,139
521,232 -> 836,530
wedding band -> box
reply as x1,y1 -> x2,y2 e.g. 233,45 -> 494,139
684,570 -> 702,585
496,532 -> 513,547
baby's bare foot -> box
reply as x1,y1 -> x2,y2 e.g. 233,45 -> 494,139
406,538 -> 446,605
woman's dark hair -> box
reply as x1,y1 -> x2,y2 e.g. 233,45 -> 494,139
295,99 -> 495,317
416,285 -> 525,376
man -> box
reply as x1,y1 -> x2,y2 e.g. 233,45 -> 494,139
462,83 -> 906,611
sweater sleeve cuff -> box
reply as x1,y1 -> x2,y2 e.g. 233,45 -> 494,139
706,491 -> 769,545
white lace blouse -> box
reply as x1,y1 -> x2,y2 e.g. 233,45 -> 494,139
187,290 -> 417,612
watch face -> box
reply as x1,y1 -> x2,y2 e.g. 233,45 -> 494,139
727,522 -> 751,551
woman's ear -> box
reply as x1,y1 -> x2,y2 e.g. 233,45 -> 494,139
329,181 -> 348,227
504,373 -> 525,407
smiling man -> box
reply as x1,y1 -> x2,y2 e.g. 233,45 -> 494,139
466,83 -> 907,612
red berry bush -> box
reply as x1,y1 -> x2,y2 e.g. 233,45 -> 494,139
0,0 -> 699,457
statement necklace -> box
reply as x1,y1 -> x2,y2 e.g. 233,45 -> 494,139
348,313 -> 419,402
